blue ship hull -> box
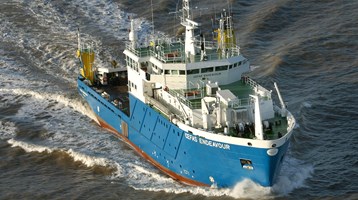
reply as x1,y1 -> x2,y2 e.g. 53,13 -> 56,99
78,76 -> 289,188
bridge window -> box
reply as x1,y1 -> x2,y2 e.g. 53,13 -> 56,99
201,67 -> 213,73
187,69 -> 200,74
215,65 -> 228,71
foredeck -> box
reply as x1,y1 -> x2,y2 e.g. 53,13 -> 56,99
222,114 -> 288,140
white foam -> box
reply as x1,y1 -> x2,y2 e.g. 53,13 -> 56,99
6,131 -> 314,198
0,88 -> 97,122
7,138 -> 120,169
229,179 -> 272,199
127,152 -> 313,199
66,148 -> 117,168
8,138 -> 55,153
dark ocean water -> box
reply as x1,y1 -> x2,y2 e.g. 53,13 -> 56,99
1,0 -> 357,199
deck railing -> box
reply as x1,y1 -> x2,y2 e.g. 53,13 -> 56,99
167,89 -> 201,109
244,77 -> 272,99
125,40 -> 241,63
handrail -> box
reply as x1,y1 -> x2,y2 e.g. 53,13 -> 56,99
125,41 -> 241,63
244,77 -> 272,99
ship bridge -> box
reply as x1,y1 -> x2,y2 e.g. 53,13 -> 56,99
125,38 -> 240,64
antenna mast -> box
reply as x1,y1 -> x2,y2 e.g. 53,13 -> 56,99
181,0 -> 199,58
151,0 -> 155,35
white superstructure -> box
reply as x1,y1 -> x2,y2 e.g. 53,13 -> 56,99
123,0 -> 295,148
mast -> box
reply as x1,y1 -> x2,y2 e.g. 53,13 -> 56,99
77,28 -> 81,52
76,28 -> 82,60
151,0 -> 155,35
181,0 -> 199,58
251,95 -> 264,140
274,82 -> 287,117
129,19 -> 137,49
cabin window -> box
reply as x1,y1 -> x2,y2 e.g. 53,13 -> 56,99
215,65 -> 228,71
164,70 -> 170,75
201,67 -> 213,73
127,57 -> 130,68
129,58 -> 134,69
229,65 -> 233,69
187,69 -> 200,74
179,70 -> 185,75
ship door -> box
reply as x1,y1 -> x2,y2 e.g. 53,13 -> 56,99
121,120 -> 128,138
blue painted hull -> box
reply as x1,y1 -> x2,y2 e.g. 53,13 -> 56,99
77,77 -> 289,188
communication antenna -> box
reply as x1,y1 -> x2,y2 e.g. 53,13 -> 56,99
169,0 -> 182,36
227,0 -> 232,17
151,0 -> 155,35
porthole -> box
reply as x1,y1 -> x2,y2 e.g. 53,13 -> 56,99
248,142 -> 252,146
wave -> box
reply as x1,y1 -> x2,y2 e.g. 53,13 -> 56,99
5,124 -> 313,199
7,138 -> 116,169
129,154 -> 313,199
0,121 -> 17,140
0,88 -> 97,123
1,0 -> 318,198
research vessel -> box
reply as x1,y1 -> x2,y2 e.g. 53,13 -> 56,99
76,0 -> 295,188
